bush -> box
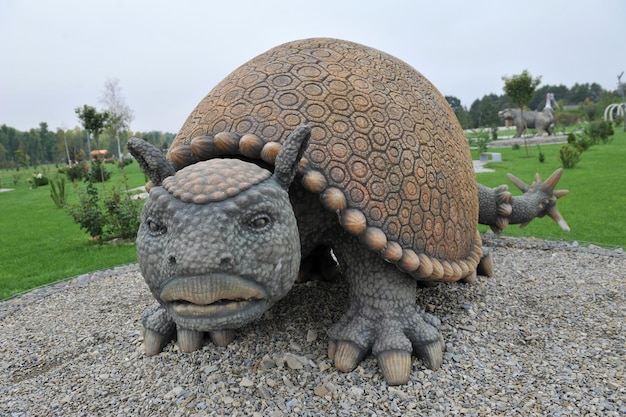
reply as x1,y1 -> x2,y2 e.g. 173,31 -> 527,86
86,160 -> 111,183
470,131 -> 491,154
60,162 -> 89,182
559,144 -> 581,169
118,158 -> 134,168
567,133 -> 577,144
575,135 -> 593,152
50,176 -> 67,208
102,186 -> 142,240
67,180 -> 105,240
511,143 -> 521,151
585,120 -> 614,144
555,112 -> 578,127
27,172 -> 48,189
67,177 -> 142,243
567,132 -> 592,152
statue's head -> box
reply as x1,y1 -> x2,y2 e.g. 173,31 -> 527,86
128,126 -> 310,332
498,108 -> 516,121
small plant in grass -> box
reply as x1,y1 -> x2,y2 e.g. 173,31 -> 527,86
102,184 -> 142,240
585,120 -> 614,144
559,144 -> 581,168
68,179 -> 106,241
470,131 -> 491,154
566,131 -> 592,152
118,157 -> 134,169
27,171 -> 49,189
60,162 -> 89,182
567,132 -> 577,144
512,143 -> 521,151
537,145 -> 545,163
575,135 -> 592,152
67,175 -> 141,243
50,176 -> 67,208
86,159 -> 111,183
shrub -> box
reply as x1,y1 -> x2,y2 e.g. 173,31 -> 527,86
60,162 -> 89,182
470,131 -> 491,154
86,160 -> 111,183
566,132 -> 592,152
567,133 -> 577,144
511,143 -> 521,150
67,176 -> 141,243
559,144 -> 581,169
575,135 -> 593,152
555,112 -> 578,127
67,180 -> 106,240
118,158 -> 134,168
585,120 -> 614,144
537,145 -> 545,163
27,172 -> 48,189
49,176 -> 67,208
102,186 -> 142,240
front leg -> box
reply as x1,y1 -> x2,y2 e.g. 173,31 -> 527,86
329,233 -> 444,385
140,304 -> 236,355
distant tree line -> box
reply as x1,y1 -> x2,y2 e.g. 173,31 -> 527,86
2,79 -> 623,169
0,123 -> 175,169
446,82 -> 623,130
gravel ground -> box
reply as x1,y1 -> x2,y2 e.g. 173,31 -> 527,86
1,237 -> 624,416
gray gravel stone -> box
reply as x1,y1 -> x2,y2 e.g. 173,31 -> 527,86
1,238 -> 624,416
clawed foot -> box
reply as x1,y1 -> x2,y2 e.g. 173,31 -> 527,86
327,307 -> 444,385
476,247 -> 494,277
140,304 -> 236,355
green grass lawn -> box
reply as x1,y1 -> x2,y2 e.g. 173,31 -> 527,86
0,162 -> 147,300
1,131 -> 624,300
474,130 -> 626,247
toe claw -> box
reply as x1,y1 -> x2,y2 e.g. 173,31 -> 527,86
209,329 -> 236,347
327,340 -> 337,361
334,341 -> 367,373
414,337 -> 444,370
477,250 -> 494,277
177,328 -> 204,352
377,350 -> 411,385
142,328 -> 173,356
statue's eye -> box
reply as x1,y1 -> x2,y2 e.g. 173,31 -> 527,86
146,218 -> 167,235
248,214 -> 272,231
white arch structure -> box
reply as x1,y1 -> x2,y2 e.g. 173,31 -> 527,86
604,103 -> 626,121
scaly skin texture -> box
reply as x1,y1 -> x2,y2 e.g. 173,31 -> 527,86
127,38 -> 570,385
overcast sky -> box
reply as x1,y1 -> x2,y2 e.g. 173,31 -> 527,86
1,0 -> 624,133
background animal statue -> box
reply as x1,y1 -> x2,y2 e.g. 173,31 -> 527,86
498,107 -> 554,137
128,38 -> 569,385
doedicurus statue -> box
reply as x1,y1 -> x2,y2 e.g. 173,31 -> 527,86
128,38 -> 568,385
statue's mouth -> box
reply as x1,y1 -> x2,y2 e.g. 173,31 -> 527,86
159,274 -> 268,324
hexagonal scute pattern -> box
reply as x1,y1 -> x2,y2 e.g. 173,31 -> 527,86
170,38 -> 480,280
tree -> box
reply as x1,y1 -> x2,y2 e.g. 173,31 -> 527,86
75,105 -> 110,185
75,105 -> 110,159
99,78 -> 134,159
468,94 -> 505,129
502,70 -> 542,156
445,95 -> 470,129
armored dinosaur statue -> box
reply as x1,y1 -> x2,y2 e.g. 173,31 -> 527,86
128,38 -> 569,385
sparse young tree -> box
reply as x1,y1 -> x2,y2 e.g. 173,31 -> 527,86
75,105 -> 110,185
75,105 -> 110,155
502,70 -> 542,156
99,78 -> 134,160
